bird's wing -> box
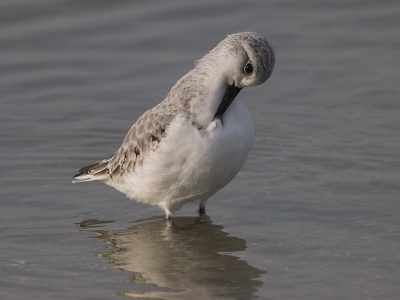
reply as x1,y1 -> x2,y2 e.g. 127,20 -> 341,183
73,107 -> 175,182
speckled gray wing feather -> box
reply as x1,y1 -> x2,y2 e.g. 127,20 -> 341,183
73,107 -> 175,182
108,109 -> 174,177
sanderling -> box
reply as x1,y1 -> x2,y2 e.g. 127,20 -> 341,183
73,32 -> 275,220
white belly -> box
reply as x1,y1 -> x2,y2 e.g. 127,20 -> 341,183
112,100 -> 254,211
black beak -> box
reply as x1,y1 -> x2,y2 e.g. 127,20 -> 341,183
213,83 -> 242,122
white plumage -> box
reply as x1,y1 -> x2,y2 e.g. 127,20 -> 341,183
73,32 -> 275,219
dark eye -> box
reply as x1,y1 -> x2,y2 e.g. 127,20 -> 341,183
244,63 -> 253,75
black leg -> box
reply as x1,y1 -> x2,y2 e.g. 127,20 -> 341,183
198,204 -> 206,216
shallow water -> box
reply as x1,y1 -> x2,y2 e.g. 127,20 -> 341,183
1,0 -> 399,299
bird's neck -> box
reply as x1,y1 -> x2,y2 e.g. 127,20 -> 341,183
166,65 -> 230,128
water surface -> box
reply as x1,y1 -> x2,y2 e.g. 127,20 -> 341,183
1,0 -> 399,299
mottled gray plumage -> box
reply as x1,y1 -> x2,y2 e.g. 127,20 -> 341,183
74,102 -> 177,182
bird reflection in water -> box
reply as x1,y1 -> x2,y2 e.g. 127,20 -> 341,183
76,216 -> 266,299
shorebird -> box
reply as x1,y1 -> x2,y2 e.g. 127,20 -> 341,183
73,32 -> 275,220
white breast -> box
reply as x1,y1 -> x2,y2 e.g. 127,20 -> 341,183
113,99 -> 254,211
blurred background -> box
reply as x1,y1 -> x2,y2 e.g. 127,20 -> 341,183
1,0 -> 399,299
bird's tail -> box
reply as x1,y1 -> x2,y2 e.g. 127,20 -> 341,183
72,155 -> 113,183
